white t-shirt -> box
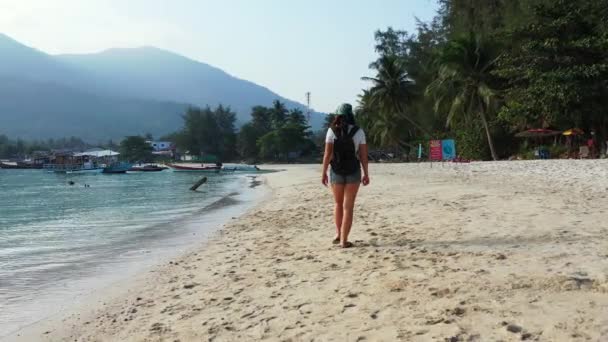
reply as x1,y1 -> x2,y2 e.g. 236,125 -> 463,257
325,125 -> 366,154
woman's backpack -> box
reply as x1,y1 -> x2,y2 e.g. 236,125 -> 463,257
330,125 -> 360,175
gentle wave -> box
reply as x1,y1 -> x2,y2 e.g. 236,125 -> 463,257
0,169 -> 261,336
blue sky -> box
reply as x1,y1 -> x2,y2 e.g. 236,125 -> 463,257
0,0 -> 439,112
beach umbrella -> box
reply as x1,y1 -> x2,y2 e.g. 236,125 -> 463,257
515,129 -> 562,138
515,129 -> 561,159
562,128 -> 584,136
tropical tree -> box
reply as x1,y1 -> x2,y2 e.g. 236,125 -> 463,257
270,100 -> 288,130
426,33 -> 501,160
494,0 -> 608,136
354,89 -> 376,144
0,135 -> 94,158
0,135 -> 18,158
354,0 -> 608,160
250,106 -> 273,133
214,105 -> 237,160
282,109 -> 313,154
257,131 -> 281,160
119,136 -> 153,162
438,0 -> 512,35
257,107 -> 313,160
361,55 -> 423,150
237,123 -> 261,160
237,102 -> 315,161
172,105 -> 237,161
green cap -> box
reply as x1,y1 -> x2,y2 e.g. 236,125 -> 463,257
335,103 -> 353,116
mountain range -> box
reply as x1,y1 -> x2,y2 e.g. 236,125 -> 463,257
0,33 -> 324,141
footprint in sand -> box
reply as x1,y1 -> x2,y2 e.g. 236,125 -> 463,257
149,322 -> 170,334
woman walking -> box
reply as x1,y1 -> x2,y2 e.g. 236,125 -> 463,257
321,104 -> 369,248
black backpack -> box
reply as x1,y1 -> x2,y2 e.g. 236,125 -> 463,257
330,125 -> 360,175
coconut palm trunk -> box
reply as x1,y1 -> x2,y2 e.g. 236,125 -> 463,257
479,104 -> 498,160
395,103 -> 430,136
426,33 -> 501,161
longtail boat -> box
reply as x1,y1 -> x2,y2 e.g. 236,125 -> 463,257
167,163 -> 221,173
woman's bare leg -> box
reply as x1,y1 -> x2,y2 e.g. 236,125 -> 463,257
331,184 -> 345,241
340,182 -> 360,246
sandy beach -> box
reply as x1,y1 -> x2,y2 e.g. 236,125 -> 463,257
8,161 -> 608,341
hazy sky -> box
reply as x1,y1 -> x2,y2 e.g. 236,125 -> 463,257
0,0 -> 439,113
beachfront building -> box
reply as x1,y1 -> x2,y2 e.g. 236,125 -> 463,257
148,141 -> 172,151
147,141 -> 176,159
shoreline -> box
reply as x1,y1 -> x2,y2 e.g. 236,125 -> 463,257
7,162 -> 608,341
2,174 -> 268,340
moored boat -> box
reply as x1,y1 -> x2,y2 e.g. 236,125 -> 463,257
0,161 -> 20,169
0,161 -> 44,169
167,163 -> 221,173
103,162 -> 132,174
44,162 -> 104,174
128,164 -> 168,172
44,150 -> 120,174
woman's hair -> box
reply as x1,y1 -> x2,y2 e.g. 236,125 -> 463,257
345,112 -> 356,125
330,103 -> 357,133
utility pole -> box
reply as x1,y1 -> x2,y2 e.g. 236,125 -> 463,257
305,92 -> 311,122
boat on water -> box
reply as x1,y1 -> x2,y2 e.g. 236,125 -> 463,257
167,162 -> 272,174
0,162 -> 43,169
44,161 -> 104,174
167,163 -> 221,173
44,150 -> 127,174
102,162 -> 133,174
1,158 -> 47,169
128,164 -> 168,172
0,161 -> 21,169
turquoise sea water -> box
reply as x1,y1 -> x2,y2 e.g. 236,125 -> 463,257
0,169 -> 263,336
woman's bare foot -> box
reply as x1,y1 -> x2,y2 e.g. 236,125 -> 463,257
332,236 -> 340,244
340,241 -> 354,248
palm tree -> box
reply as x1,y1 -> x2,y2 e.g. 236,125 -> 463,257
354,89 -> 376,143
270,100 -> 288,129
426,33 -> 501,160
355,89 -> 397,149
361,55 -> 426,149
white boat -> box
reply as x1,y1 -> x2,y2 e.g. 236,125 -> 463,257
167,163 -> 272,174
167,163 -> 221,173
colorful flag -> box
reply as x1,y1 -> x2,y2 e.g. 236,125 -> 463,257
441,139 -> 456,160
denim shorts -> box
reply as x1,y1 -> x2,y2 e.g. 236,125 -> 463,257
330,168 -> 361,185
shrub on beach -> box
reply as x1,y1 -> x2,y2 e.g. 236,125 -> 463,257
453,123 -> 490,161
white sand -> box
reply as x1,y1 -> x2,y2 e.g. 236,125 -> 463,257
7,161 -> 608,341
